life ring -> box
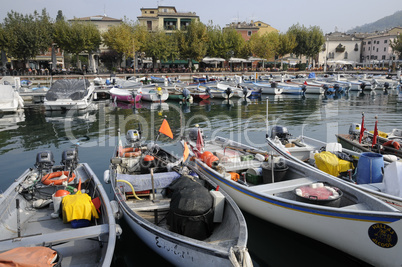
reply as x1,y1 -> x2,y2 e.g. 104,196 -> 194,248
118,147 -> 141,157
383,140 -> 401,150
42,171 -> 75,185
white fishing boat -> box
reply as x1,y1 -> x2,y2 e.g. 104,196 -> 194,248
187,129 -> 402,267
0,84 -> 24,112
44,79 -> 95,111
104,124 -> 252,267
251,82 -> 283,95
0,147 -> 120,266
109,87 -> 142,103
216,82 -> 251,98
275,82 -> 304,95
197,85 -> 234,99
265,126 -> 402,210
138,86 -> 169,102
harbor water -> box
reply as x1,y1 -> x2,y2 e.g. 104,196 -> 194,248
1,89 -> 401,266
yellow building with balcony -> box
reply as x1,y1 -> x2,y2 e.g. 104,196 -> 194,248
137,6 -> 199,33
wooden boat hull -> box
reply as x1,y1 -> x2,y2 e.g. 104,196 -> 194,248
193,136 -> 402,267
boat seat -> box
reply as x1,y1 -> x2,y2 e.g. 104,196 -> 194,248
250,177 -> 313,195
221,160 -> 262,172
127,199 -> 171,211
339,203 -> 369,210
0,224 -> 109,252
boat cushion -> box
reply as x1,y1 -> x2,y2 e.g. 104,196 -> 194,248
314,151 -> 354,177
0,247 -> 58,266
62,191 -> 99,223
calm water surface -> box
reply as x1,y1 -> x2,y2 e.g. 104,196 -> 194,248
1,89 -> 401,266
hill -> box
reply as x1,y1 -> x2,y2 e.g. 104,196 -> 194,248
347,10 -> 402,33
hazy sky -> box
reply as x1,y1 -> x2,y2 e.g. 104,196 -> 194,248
1,0 -> 401,33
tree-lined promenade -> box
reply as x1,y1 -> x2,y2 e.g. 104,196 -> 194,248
1,9 -> 401,74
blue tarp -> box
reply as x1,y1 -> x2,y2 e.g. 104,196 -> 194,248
308,72 -> 316,78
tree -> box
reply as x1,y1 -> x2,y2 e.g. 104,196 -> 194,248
277,32 -> 297,69
222,28 -> 247,59
176,20 -> 208,70
287,23 -> 308,58
206,24 -> 225,58
53,20 -> 101,69
102,21 -> 148,68
391,34 -> 402,60
3,9 -> 53,68
249,32 -> 279,61
145,30 -> 178,68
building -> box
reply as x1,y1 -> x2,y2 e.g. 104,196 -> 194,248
252,21 -> 279,35
224,21 -> 259,41
318,32 -> 365,70
361,27 -> 402,67
137,6 -> 199,33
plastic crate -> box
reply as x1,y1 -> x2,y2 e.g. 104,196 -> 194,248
246,173 -> 262,185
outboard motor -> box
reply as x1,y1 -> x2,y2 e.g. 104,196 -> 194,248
333,84 -> 340,92
126,130 -> 141,147
189,127 -> 203,142
301,85 -> 307,94
384,82 -> 390,90
242,86 -> 248,98
205,87 -> 212,97
271,82 -> 277,88
182,88 -> 190,98
35,151 -> 55,172
225,87 -> 232,98
323,84 -> 329,94
61,149 -> 78,171
360,82 -> 366,90
271,125 -> 291,144
349,123 -> 361,136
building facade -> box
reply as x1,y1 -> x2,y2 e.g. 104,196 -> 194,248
252,21 -> 279,35
318,32 -> 365,69
137,6 -> 199,34
361,27 -> 402,66
224,21 -> 259,41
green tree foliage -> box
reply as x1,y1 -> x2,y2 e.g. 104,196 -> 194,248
206,24 -> 225,58
249,32 -> 279,60
53,20 -> 101,66
277,32 -> 297,59
145,30 -> 178,67
222,28 -> 247,59
287,23 -> 308,58
287,24 -> 324,63
3,9 -> 53,67
176,20 -> 208,62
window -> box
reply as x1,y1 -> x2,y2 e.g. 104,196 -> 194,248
368,41 -> 371,44
363,47 -> 365,51
354,43 -> 359,51
147,21 -> 152,31
247,31 -> 252,36
384,40 -> 388,43
258,23 -> 261,26
150,11 -> 154,14
382,55 -> 386,60
363,41 -> 366,45
368,47 -> 370,51
344,52 -> 348,59
376,48 -> 378,52
384,47 -> 386,52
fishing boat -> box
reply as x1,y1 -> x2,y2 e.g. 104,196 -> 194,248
167,86 -> 193,102
265,125 -> 402,211
250,82 -> 282,95
104,121 -> 252,267
187,128 -> 402,266
0,146 -> 120,266
336,114 -> 402,160
275,82 -> 304,95
197,85 -> 233,99
216,82 -> 251,98
138,86 -> 169,102
0,84 -> 24,112
150,76 -> 166,84
109,87 -> 142,103
44,79 -> 95,111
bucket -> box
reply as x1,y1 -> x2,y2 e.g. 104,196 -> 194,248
354,152 -> 384,184
262,162 -> 288,184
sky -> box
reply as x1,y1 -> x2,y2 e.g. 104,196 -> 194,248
0,0 -> 401,34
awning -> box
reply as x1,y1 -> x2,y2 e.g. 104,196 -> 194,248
180,18 -> 192,22
164,18 -> 177,22
202,57 -> 225,63
248,57 -> 264,61
229,57 -> 249,63
161,59 -> 198,65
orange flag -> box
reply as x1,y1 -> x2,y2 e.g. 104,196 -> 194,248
159,119 -> 173,139
183,142 -> 190,162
